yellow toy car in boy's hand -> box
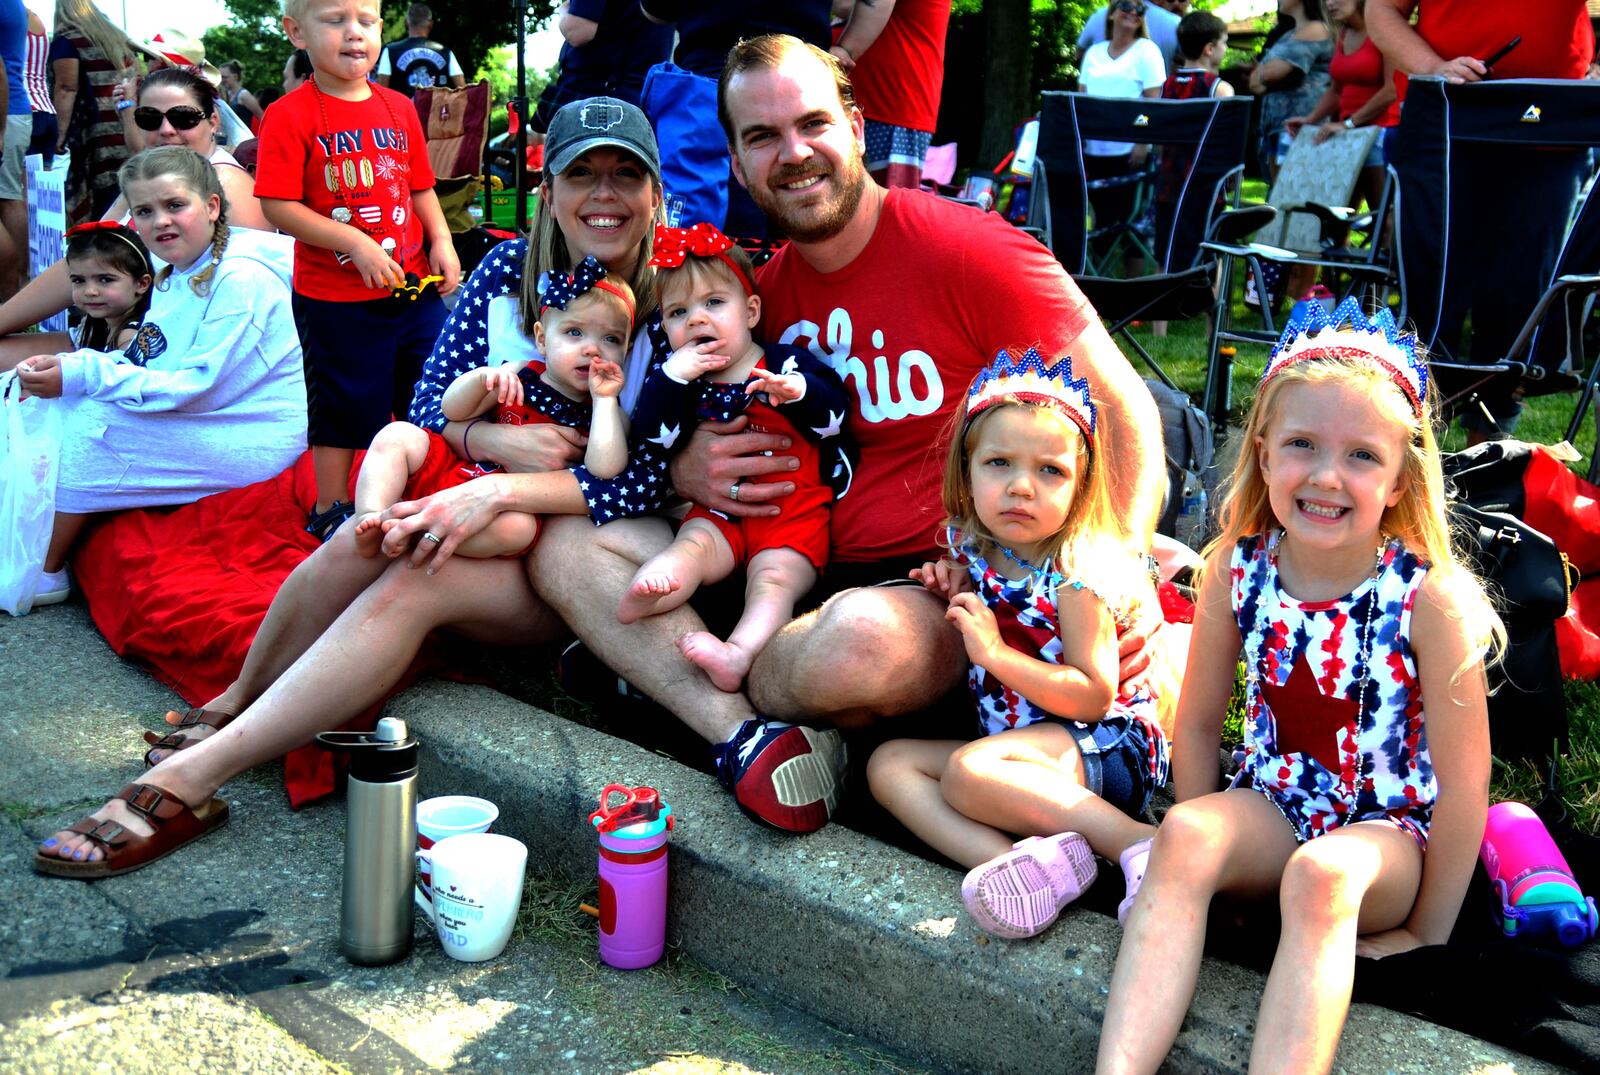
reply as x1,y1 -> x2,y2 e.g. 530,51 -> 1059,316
391,273 -> 445,301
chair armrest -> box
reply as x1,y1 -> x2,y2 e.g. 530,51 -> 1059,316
1210,204 -> 1277,244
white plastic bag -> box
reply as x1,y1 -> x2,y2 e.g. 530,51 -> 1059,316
0,371 -> 63,615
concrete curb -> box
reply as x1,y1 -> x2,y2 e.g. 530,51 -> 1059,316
389,680 -> 1562,1075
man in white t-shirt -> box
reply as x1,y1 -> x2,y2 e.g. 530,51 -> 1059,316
1077,2 -> 1180,75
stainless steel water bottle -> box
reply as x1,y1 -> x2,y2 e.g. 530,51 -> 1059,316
316,717 -> 419,965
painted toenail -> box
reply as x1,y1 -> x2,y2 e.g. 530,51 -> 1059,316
73,848 -> 85,860
40,838 -> 56,848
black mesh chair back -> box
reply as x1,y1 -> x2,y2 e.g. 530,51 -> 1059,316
1038,91 -> 1251,277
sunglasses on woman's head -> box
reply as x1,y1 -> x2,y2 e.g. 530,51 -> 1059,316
1114,1 -> 1146,13
132,105 -> 209,132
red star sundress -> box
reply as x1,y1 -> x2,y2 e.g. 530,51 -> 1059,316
1231,531 -> 1434,846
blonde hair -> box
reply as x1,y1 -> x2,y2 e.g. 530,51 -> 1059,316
1210,352 -> 1505,673
1103,4 -> 1152,42
55,0 -> 135,72
540,271 -> 637,339
518,172 -> 664,340
939,396 -> 1140,610
118,146 -> 231,297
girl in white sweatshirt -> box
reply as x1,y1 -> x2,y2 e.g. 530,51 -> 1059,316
15,146 -> 306,605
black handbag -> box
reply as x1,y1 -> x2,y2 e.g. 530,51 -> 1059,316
1443,444 -> 1578,765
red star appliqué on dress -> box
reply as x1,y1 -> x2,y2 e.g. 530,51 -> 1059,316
1259,652 -> 1359,773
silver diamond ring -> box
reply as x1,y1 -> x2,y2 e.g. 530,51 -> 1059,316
422,532 -> 443,544
729,483 -> 742,502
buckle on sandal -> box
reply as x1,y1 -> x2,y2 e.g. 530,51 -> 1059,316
85,819 -> 125,844
124,785 -> 165,818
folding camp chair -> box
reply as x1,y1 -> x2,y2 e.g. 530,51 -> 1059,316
1389,76 -> 1600,479
1198,126 -> 1400,429
1035,91 -> 1267,391
413,81 -> 492,233
1035,92 -> 1269,541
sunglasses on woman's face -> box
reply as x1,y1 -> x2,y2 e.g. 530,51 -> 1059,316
1114,1 -> 1147,13
132,105 -> 209,132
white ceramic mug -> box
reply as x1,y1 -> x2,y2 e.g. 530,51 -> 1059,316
416,795 -> 499,894
414,833 -> 528,962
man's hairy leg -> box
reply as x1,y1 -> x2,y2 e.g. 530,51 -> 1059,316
749,584 -> 966,730
530,515 -> 755,744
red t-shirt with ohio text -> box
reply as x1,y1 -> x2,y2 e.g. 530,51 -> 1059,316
253,81 -> 435,301
756,188 -> 1093,563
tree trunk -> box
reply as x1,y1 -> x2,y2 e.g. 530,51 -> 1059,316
980,0 -> 1033,171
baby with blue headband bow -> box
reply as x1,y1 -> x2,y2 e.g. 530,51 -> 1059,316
348,255 -> 637,561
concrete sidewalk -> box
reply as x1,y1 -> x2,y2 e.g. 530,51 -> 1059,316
0,606 -> 1566,1074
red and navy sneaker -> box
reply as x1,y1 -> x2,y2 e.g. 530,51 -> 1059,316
713,719 -> 846,834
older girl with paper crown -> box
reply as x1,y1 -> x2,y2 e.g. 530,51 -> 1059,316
868,347 -> 1170,941
1097,299 -> 1502,1074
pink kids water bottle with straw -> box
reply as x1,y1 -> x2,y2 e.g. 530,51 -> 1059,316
589,784 -> 675,969
1480,801 -> 1598,948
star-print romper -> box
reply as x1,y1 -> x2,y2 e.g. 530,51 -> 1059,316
1232,531 -> 1435,846
627,344 -> 849,569
399,371 -> 595,556
951,532 -> 1170,816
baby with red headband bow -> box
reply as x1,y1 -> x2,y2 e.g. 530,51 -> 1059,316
615,223 -> 851,693
348,256 -> 635,561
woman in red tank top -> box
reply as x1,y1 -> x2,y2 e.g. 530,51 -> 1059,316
1284,0 -> 1398,226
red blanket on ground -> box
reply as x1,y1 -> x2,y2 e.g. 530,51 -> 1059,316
1519,448 -> 1600,681
70,449 -> 429,808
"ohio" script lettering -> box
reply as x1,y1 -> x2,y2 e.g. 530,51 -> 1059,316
779,309 -> 944,423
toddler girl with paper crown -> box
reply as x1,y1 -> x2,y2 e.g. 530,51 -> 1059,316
868,346 -> 1170,941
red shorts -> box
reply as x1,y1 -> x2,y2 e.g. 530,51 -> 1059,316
682,401 -> 830,570
401,430 -> 540,558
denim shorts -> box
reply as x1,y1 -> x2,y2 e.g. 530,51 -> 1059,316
1046,714 -> 1161,817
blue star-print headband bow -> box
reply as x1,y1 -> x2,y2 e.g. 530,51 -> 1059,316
539,254 -> 636,323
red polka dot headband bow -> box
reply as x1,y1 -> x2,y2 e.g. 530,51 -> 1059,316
648,223 -> 754,295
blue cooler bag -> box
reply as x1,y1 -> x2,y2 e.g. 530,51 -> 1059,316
642,62 -> 728,229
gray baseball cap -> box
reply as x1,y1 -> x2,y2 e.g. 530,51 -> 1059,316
544,97 -> 661,182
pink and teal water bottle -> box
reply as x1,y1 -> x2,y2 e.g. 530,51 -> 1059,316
1480,801 -> 1597,948
589,784 -> 675,969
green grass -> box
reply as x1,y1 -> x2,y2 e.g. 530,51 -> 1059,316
1133,285 -> 1600,831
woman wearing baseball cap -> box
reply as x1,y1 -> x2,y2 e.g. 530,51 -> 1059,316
36,97 -> 677,879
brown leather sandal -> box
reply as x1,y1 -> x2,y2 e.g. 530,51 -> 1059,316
142,707 -> 238,768
33,783 -> 230,879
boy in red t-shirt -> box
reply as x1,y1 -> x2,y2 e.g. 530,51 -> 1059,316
254,0 -> 461,539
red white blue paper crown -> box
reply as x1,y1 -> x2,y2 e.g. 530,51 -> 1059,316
965,347 -> 1096,439
1262,297 -> 1428,418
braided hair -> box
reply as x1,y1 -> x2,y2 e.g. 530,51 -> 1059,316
117,146 -> 232,297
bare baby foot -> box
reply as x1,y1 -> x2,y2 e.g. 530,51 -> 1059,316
617,571 -> 683,624
677,631 -> 752,693
351,510 -> 387,558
